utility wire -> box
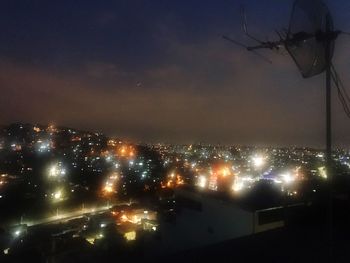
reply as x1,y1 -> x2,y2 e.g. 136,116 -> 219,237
331,65 -> 350,119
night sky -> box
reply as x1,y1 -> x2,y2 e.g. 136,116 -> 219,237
1,0 -> 350,147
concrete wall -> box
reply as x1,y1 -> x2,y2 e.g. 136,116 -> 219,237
145,189 -> 254,256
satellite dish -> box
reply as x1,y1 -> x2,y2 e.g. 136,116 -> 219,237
223,1 -> 350,253
223,0 -> 350,166
285,0 -> 335,78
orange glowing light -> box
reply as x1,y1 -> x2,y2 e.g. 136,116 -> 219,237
104,185 -> 113,193
71,136 -> 81,142
108,139 -> 117,146
163,173 -> 184,189
221,167 -> 231,177
102,173 -> 119,195
117,145 -> 136,159
121,214 -> 128,222
166,180 -> 173,188
176,175 -> 184,185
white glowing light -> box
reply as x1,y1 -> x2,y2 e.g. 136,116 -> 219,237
232,180 -> 244,192
242,176 -> 254,182
252,156 -> 265,168
281,173 -> 294,184
49,166 -> 58,177
274,179 -> 283,184
316,153 -> 324,158
48,163 -> 66,178
318,166 -> 327,179
54,190 -> 62,200
198,175 -> 207,188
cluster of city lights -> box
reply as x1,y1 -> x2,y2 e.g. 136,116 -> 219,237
50,188 -> 65,202
117,145 -> 136,158
35,139 -> 52,153
252,155 -> 266,169
103,172 -> 119,195
162,171 -> 185,188
48,162 -> 66,178
193,154 -> 308,195
232,176 -> 255,192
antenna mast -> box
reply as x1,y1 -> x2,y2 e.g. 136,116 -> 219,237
325,14 -> 332,182
325,13 -> 333,257
222,1 -> 350,259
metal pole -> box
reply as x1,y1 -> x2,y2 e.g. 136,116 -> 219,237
325,14 -> 333,262
326,20 -> 332,186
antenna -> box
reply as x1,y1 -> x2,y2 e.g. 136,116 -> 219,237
222,35 -> 272,64
223,6 -> 284,63
224,0 -> 350,163
285,0 -> 339,78
224,0 -> 350,259
240,6 -> 264,44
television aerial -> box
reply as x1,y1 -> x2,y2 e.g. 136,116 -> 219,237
223,0 -> 350,257
224,0 -> 350,178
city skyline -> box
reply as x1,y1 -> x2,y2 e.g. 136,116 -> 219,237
1,0 -> 350,147
1,1 -> 350,261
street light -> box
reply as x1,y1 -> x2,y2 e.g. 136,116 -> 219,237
252,156 -> 265,168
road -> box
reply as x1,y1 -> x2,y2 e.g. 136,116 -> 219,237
22,201 -> 133,227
